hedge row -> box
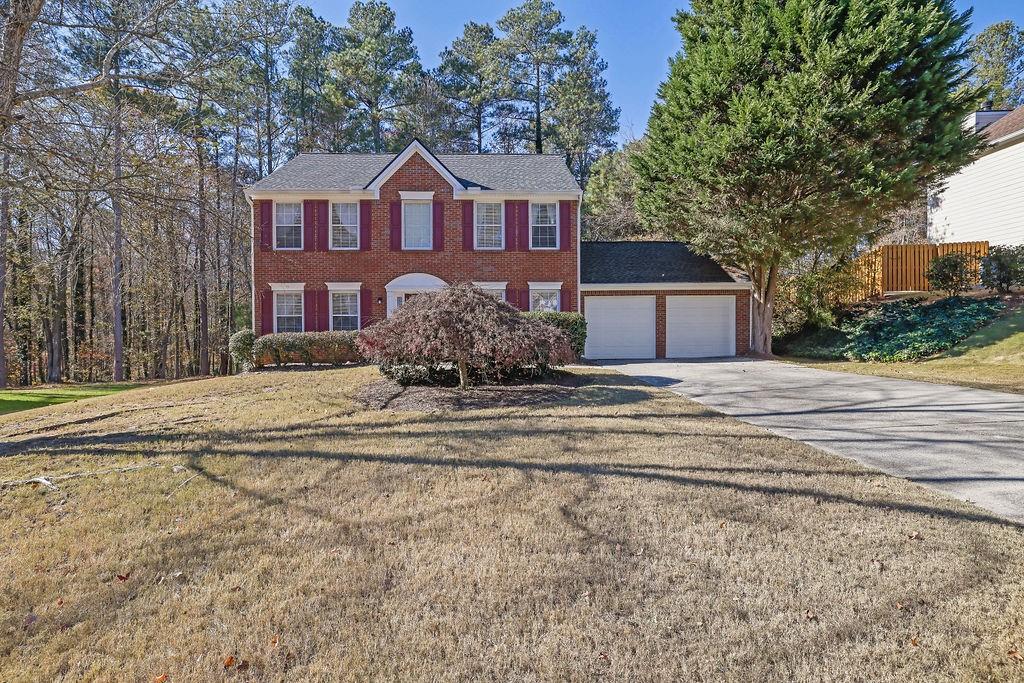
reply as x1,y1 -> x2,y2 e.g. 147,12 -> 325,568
229,311 -> 587,371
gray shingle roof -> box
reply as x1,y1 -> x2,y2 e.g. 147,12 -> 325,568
248,151 -> 581,193
581,241 -> 738,284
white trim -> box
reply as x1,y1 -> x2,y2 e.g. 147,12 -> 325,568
272,290 -> 305,333
245,189 -> 583,203
528,200 -> 559,250
269,282 -> 305,292
328,201 -> 360,250
473,281 -> 508,290
575,198 -> 581,312
527,284 -> 562,312
453,190 -> 582,201
273,200 -> 303,251
473,201 -> 505,250
399,190 -> 435,200
325,281 -> 362,291
385,273 -> 447,316
245,190 -> 374,201
247,195 -> 256,332
329,289 -> 361,332
580,282 -> 752,291
366,141 -> 464,194
401,199 -> 433,250
988,127 -> 1024,150
528,281 -> 563,289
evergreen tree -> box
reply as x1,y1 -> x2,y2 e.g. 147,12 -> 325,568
633,0 -> 983,353
547,27 -> 619,186
967,21 -> 1024,109
284,6 -> 340,154
435,22 -> 503,153
330,0 -> 421,152
495,0 -> 571,153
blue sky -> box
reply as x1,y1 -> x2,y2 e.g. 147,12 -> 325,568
306,0 -> 1024,143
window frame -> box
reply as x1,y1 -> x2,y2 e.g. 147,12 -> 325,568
273,201 -> 304,251
529,201 -> 559,251
473,201 -> 504,250
273,290 -> 305,333
528,282 -> 562,312
329,290 -> 361,331
401,199 -> 433,250
472,281 -> 507,301
329,202 -> 360,251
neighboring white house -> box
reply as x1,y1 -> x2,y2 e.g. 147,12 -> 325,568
928,106 -> 1024,247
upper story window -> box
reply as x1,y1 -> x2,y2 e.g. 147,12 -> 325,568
331,291 -> 360,331
275,202 -> 302,249
331,202 -> 359,249
475,202 -> 503,249
402,200 -> 432,249
530,203 -> 557,249
530,289 -> 559,312
274,291 -> 304,332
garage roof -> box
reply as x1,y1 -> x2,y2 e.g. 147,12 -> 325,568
581,241 -> 738,284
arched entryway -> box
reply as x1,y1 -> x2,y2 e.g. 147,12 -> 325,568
384,273 -> 447,316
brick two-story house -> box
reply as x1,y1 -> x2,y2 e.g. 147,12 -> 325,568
246,140 -> 751,359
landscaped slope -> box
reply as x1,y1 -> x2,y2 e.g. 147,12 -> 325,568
1,368 -> 1023,681
0,383 -> 140,416
789,307 -> 1024,393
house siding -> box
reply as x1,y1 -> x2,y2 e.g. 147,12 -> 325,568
580,289 -> 751,358
928,140 -> 1024,247
253,152 -> 579,335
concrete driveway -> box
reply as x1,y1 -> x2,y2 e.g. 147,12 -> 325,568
607,358 -> 1024,523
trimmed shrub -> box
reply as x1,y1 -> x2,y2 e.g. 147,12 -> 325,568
926,252 -> 975,296
357,283 -> 576,388
522,311 -> 587,357
228,330 -> 256,370
980,245 -> 1024,294
252,331 -> 361,367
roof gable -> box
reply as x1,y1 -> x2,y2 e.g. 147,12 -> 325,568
364,139 -> 464,193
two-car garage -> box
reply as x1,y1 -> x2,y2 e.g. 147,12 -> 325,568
580,242 -> 750,360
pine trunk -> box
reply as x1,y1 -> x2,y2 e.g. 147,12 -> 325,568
0,150 -> 9,388
111,71 -> 126,381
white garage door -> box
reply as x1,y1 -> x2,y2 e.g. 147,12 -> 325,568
666,295 -> 736,358
584,296 -> 656,359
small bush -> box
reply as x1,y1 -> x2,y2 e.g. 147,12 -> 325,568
252,331 -> 361,367
228,330 -> 256,370
926,253 -> 975,296
357,283 -> 576,388
980,245 -> 1024,294
773,262 -> 860,339
522,311 -> 587,356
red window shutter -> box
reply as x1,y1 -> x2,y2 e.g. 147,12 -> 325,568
303,201 -> 315,252
360,287 -> 373,328
318,289 -> 330,331
303,288 -> 315,331
432,201 -> 445,251
462,200 -> 474,251
516,200 -> 530,252
559,285 -> 570,311
260,288 -> 273,335
359,200 -> 372,250
559,200 -> 571,251
258,201 -> 272,251
520,288 -> 530,311
389,201 -> 401,251
316,200 -> 329,251
505,285 -> 517,308
504,201 -> 516,251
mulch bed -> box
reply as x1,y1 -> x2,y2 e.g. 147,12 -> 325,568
353,373 -> 589,412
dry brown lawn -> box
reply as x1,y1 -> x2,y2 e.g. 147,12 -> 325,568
1,366 -> 1023,682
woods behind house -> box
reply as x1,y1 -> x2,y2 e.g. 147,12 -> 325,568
0,0 -> 618,386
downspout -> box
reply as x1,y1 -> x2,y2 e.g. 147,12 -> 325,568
244,192 -> 255,333
576,191 -> 582,312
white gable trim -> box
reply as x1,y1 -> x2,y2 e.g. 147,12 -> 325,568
365,140 -> 464,195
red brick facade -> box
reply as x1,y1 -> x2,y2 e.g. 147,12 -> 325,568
579,289 -> 751,357
252,152 -> 579,335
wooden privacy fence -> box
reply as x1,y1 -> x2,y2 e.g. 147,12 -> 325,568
841,241 -> 989,302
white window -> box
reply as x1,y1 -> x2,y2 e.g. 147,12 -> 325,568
530,289 -> 560,312
331,203 -> 359,249
275,202 -> 302,250
402,200 -> 432,249
473,282 -> 507,300
274,292 -> 304,332
530,203 -> 557,249
331,291 -> 360,331
475,202 -> 503,249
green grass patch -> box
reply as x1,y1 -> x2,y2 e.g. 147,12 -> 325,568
779,296 -> 1005,362
939,307 -> 1024,363
0,384 -> 140,416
